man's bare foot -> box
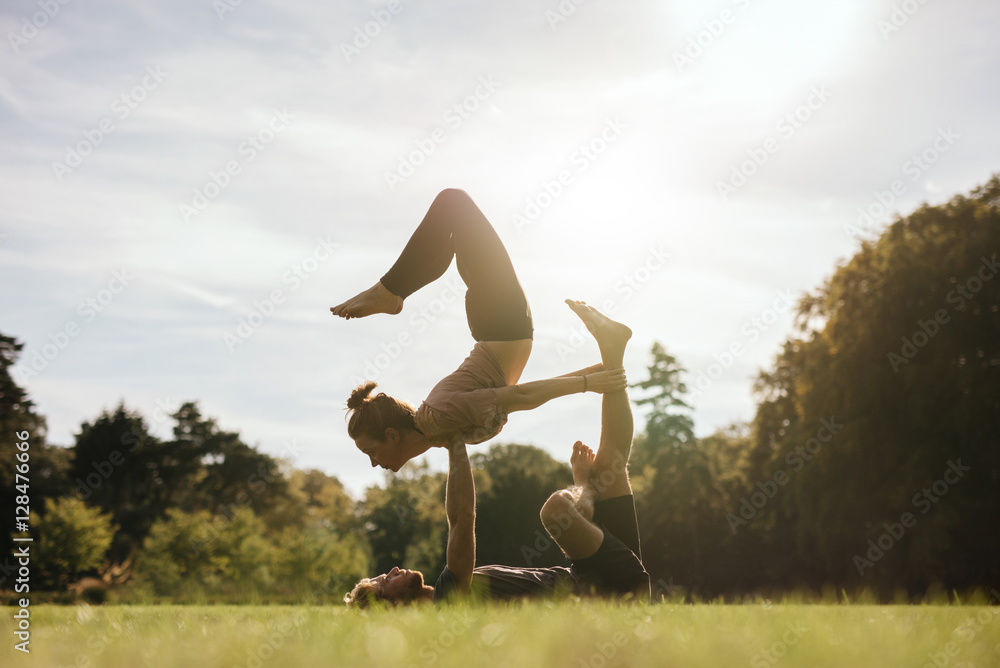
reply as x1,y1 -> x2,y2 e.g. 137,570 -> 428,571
571,441 -> 595,487
565,299 -> 632,366
331,282 -> 403,319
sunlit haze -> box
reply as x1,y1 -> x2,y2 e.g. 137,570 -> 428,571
2,0 -> 998,496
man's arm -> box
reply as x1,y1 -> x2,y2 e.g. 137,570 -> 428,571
494,368 -> 627,414
444,440 -> 476,593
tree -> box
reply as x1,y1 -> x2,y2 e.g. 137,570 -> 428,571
472,443 -> 573,568
71,403 -> 164,562
70,400 -> 307,564
272,524 -> 370,602
31,497 -> 116,587
359,462 -> 447,578
0,332 -> 71,589
628,343 -> 734,594
166,402 -> 306,532
747,174 -> 1000,595
292,468 -> 360,534
629,342 -> 695,471
136,508 -> 273,601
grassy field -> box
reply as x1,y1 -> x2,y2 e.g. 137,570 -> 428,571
2,601 -> 999,668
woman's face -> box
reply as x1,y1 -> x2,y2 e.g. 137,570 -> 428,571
355,433 -> 404,471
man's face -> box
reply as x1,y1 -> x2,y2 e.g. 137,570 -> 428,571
373,567 -> 426,602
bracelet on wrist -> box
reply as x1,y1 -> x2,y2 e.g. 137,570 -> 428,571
582,375 -> 588,393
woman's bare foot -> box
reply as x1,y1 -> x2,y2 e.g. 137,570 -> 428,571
571,441 -> 595,487
565,299 -> 632,366
331,282 -> 403,319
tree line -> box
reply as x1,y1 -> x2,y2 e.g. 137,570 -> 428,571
2,175 -> 997,603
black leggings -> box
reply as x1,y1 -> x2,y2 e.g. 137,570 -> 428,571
572,496 -> 648,599
380,189 -> 533,342
593,495 -> 643,563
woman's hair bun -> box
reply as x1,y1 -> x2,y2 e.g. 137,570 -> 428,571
347,381 -> 379,410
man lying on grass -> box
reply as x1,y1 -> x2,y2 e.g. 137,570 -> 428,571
345,303 -> 650,607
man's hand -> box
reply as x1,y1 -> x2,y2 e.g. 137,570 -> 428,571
571,441 -> 596,487
583,368 -> 627,394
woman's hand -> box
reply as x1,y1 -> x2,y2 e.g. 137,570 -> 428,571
584,368 -> 627,394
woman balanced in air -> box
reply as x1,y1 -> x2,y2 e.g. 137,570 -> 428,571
332,188 -> 631,471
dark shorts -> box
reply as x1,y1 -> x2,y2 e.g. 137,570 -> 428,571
571,495 -> 650,600
380,189 -> 533,342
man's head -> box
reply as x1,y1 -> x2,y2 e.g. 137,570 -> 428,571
345,567 -> 434,609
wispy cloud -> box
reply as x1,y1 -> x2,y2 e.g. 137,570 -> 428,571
2,0 -> 999,495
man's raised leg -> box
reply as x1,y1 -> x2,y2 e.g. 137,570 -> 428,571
565,300 -> 634,499
539,442 -> 603,560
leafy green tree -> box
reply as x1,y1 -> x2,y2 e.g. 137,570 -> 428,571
628,344 -> 697,483
71,400 -> 307,566
292,468 -> 360,534
630,342 -> 695,471
0,332 -> 71,588
136,507 -> 273,601
628,343 -> 733,592
748,174 -> 1000,594
31,497 -> 116,587
71,403 -> 164,562
167,402 -> 305,533
472,443 -> 572,568
272,524 -> 370,601
134,509 -> 219,597
360,462 -> 447,577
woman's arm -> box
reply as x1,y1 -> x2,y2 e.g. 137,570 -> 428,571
555,363 -> 604,378
494,368 -> 626,414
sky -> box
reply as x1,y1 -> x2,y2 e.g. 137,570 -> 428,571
1,0 -> 998,498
